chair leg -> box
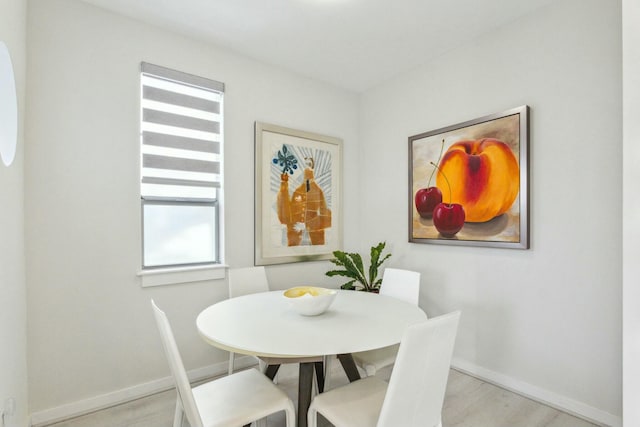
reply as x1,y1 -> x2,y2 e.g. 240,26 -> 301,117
323,355 -> 332,390
172,398 -> 184,427
307,404 -> 318,427
228,352 -> 235,375
364,364 -> 377,377
284,399 -> 296,427
311,367 -> 320,396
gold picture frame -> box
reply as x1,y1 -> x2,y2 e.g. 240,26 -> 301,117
255,122 -> 343,265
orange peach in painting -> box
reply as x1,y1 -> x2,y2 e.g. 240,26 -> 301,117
437,138 -> 519,223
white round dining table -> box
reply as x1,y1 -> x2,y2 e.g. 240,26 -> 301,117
197,289 -> 426,358
197,289 -> 427,427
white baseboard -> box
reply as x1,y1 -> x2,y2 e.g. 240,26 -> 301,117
29,356 -> 257,427
29,356 -> 622,427
451,358 -> 621,427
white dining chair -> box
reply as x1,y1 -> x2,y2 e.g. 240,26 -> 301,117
324,268 -> 421,389
151,300 -> 296,427
378,268 -> 421,304
227,266 -> 270,375
351,268 -> 421,378
308,310 -> 460,427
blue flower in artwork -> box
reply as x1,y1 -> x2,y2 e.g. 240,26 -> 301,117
273,145 -> 298,175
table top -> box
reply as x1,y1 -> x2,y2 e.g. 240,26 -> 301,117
196,290 -> 427,358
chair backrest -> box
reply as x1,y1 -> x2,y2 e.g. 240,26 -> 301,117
228,266 -> 270,298
151,300 -> 204,427
379,268 -> 420,305
377,310 -> 461,427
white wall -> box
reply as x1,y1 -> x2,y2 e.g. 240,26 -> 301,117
24,0 -> 626,425
0,0 -> 28,426
359,0 -> 621,424
25,0 -> 359,416
622,0 -> 640,425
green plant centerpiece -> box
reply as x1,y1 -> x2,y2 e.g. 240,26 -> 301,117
325,242 -> 391,292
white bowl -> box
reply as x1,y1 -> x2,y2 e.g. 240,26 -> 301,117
283,286 -> 337,316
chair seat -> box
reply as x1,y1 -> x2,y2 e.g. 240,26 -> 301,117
308,312 -> 460,427
308,377 -> 387,427
193,368 -> 293,427
352,344 -> 400,376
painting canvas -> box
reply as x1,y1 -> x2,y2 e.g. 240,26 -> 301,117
409,105 -> 529,249
255,122 -> 342,265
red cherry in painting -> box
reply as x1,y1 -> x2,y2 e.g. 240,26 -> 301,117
415,187 -> 442,218
432,203 -> 465,237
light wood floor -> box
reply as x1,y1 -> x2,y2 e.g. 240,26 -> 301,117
45,363 -> 599,427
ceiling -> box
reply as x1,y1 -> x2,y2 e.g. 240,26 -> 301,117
79,0 -> 555,92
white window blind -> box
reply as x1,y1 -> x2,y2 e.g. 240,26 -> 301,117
140,62 -> 224,269
141,62 -> 224,201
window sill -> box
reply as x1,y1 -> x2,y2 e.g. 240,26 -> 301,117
138,264 -> 227,287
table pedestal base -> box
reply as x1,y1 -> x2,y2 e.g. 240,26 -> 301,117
337,353 -> 362,382
265,361 -> 325,427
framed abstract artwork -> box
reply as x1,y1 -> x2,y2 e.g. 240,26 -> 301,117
255,122 -> 343,265
409,105 -> 529,249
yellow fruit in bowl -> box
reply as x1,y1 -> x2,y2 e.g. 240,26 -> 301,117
284,286 -> 329,298
283,286 -> 337,316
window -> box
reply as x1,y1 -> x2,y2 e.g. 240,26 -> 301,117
140,62 -> 223,269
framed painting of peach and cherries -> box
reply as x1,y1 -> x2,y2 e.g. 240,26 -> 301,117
409,105 -> 529,249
